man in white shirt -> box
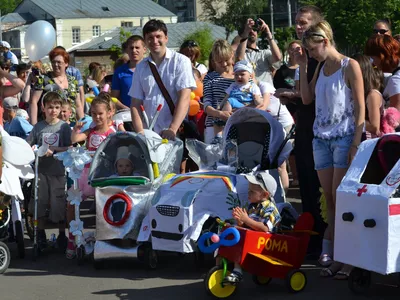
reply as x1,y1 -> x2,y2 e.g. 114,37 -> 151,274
129,19 -> 197,140
235,18 -> 282,86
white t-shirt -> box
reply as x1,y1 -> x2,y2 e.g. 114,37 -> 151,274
225,82 -> 261,97
245,48 -> 274,85
383,71 -> 400,108
259,82 -> 293,128
195,62 -> 208,75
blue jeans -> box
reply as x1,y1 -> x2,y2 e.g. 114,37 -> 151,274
312,135 -> 354,170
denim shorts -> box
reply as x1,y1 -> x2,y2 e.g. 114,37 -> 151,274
312,135 -> 354,170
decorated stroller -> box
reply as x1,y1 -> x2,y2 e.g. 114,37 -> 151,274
0,129 -> 35,273
137,107 -> 296,267
335,133 -> 400,294
88,130 -> 183,268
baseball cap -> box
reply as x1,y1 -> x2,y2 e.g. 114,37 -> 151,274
3,96 -> 19,109
16,109 -> 29,120
234,60 -> 253,74
244,172 -> 277,195
1,41 -> 11,49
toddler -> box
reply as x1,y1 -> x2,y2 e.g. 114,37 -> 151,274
224,172 -> 281,283
111,146 -> 140,177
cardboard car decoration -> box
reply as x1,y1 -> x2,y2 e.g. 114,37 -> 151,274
335,133 -> 400,275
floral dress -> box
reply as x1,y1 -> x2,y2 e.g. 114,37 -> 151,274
34,72 -> 79,122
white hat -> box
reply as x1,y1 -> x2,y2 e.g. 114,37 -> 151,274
234,60 -> 253,74
3,97 -> 19,109
244,172 -> 277,195
1,41 -> 11,49
115,146 -> 133,167
16,109 -> 29,120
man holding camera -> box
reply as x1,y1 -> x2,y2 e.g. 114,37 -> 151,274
236,18 -> 282,86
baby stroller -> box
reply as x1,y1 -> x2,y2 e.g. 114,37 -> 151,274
88,130 -> 183,268
0,129 -> 35,272
137,107 -> 296,266
335,133 -> 400,294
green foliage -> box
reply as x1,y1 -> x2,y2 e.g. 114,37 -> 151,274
109,27 -> 132,58
269,27 -> 296,54
181,26 -> 214,65
226,192 -> 243,210
200,0 -> 268,39
300,0 -> 400,53
0,0 -> 22,14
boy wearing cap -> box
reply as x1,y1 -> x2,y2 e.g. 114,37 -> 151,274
110,146 -> 140,177
224,172 -> 281,283
1,41 -> 19,65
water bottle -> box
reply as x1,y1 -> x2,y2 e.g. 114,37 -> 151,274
49,233 -> 56,244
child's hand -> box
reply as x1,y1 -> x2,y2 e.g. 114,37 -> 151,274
232,207 -> 249,225
44,148 -> 53,157
73,121 -> 86,132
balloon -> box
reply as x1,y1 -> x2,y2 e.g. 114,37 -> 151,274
188,100 -> 200,116
194,96 -> 200,101
194,80 -> 203,98
211,234 -> 220,243
24,21 -> 56,61
190,92 -> 196,100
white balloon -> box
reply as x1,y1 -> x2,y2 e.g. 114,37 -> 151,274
24,20 -> 56,61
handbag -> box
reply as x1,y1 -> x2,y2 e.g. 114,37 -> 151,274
148,61 -> 201,140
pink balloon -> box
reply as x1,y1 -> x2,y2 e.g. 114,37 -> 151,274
211,234 -> 220,243
103,84 -> 110,93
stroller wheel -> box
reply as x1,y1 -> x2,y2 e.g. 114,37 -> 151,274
77,245 -> 85,266
348,268 -> 371,295
15,220 -> 25,259
32,244 -> 39,261
0,241 -> 11,274
145,246 -> 158,270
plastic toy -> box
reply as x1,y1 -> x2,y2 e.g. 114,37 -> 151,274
200,213 -> 314,298
335,133 -> 400,294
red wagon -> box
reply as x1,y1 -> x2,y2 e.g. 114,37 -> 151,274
204,212 -> 314,298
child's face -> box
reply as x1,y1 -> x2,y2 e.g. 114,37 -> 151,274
91,103 -> 111,127
234,70 -> 251,84
44,102 -> 61,121
116,158 -> 134,176
248,183 -> 269,204
60,105 -> 72,121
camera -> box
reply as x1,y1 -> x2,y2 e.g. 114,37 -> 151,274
252,18 -> 263,31
31,67 -> 40,77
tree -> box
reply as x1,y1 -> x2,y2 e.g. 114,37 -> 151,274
199,0 -> 269,39
0,0 -> 22,14
180,26 -> 214,65
109,27 -> 132,59
300,0 -> 400,53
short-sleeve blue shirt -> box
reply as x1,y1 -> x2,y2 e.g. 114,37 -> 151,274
112,63 -> 134,107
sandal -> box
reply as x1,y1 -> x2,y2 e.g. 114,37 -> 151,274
318,254 -> 333,267
320,262 -> 342,278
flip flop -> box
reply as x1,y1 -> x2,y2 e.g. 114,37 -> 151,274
334,270 -> 350,280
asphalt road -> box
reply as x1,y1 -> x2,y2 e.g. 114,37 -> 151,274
1,188 -> 399,300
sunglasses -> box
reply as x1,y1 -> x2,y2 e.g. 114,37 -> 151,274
303,31 -> 326,39
373,29 -> 388,34
182,40 -> 198,48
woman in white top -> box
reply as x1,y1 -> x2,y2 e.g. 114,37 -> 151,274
179,40 -> 208,80
296,21 -> 365,279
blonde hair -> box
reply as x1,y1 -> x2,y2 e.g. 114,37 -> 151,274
90,65 -> 107,86
302,20 -> 335,48
211,39 -> 233,62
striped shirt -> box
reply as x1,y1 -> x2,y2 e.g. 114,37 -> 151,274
203,71 -> 235,127
247,199 -> 281,231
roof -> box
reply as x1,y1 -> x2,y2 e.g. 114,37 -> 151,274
1,12 -> 35,24
71,22 -> 237,51
27,0 -> 176,19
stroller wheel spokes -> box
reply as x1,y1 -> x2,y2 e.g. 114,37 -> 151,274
0,241 -> 11,274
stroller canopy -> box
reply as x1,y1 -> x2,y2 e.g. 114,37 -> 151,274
223,108 -> 292,171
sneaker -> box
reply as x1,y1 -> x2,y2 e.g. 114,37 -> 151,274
223,271 -> 243,284
57,234 -> 68,252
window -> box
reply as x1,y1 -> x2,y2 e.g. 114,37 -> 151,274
121,21 -> 133,28
72,27 -> 81,44
189,10 -> 194,17
93,25 -> 101,37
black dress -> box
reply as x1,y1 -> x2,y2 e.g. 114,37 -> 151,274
273,64 -> 298,116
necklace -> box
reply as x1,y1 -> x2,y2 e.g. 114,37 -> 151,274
54,75 -> 67,85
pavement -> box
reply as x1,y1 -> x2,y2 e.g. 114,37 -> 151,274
1,186 -> 399,300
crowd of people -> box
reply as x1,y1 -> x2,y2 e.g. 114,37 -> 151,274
0,5 -> 399,283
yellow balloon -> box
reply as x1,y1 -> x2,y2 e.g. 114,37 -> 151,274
86,96 -> 118,103
190,92 -> 195,100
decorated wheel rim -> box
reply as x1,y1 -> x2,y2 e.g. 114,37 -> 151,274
207,269 -> 236,298
290,271 -> 306,291
0,244 -> 8,269
103,193 -> 132,226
